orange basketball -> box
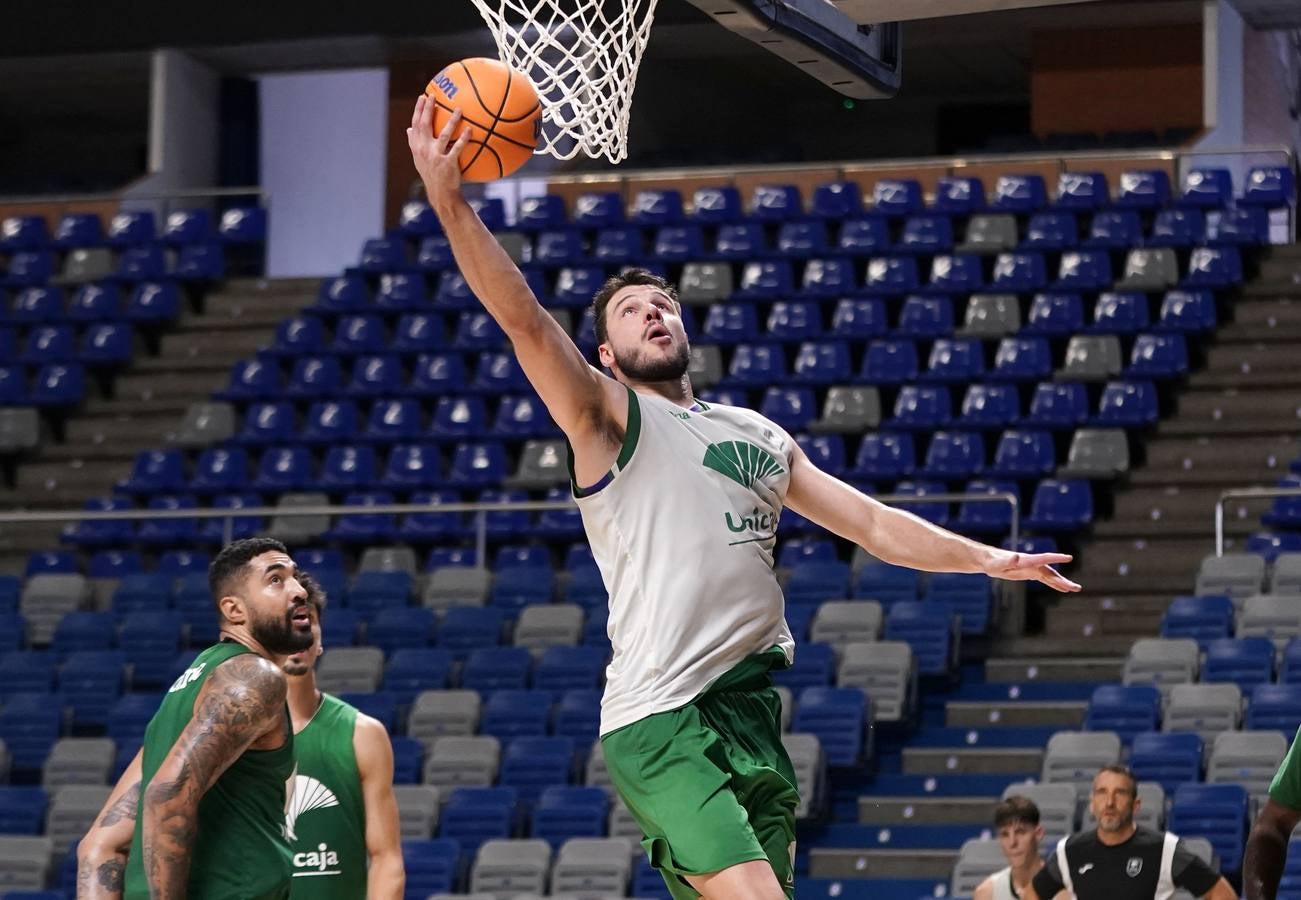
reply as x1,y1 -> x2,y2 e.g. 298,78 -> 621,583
425,57 -> 542,181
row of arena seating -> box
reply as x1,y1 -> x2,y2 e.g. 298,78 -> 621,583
1,209 -> 265,250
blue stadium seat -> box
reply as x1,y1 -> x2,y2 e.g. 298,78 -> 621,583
776,219 -> 828,258
721,343 -> 785,388
713,222 -> 765,261
990,252 -> 1047,292
732,260 -> 793,302
52,611 -> 117,656
53,213 -> 105,248
217,358 -> 281,401
1284,641 -> 1301,684
871,180 -> 923,217
21,325 -> 76,364
574,191 -> 626,227
958,383 -> 1019,430
1184,246 -> 1242,288
110,573 -> 174,615
932,177 -> 986,214
551,266 -> 604,308
534,647 -> 606,694
67,283 -> 121,322
989,430 -> 1055,478
314,274 -> 370,315
407,352 -> 466,398
479,488 -> 531,538
1241,166 -> 1296,209
1054,251 -> 1112,291
1202,637 -> 1275,691
1085,684 -> 1160,744
433,271 -> 476,311
837,217 -> 890,256
1126,333 -> 1188,379
61,649 -> 126,728
120,612 -> 183,688
253,446 -> 314,492
1089,292 -> 1149,334
926,573 -> 993,635
533,228 -> 584,267
331,314 -> 387,355
415,234 -> 453,273
1023,479 -> 1092,533
766,300 -> 822,341
236,402 -> 296,447
1021,212 -> 1078,251
1026,382 -> 1089,430
493,394 -> 556,439
115,244 -> 166,282
1247,532 -> 1301,564
63,496 -> 136,548
0,613 -> 25,651
924,254 -> 983,295
26,551 -> 78,576
888,385 -> 951,429
0,692 -> 61,774
135,495 -> 200,546
302,401 -> 360,445
1083,211 -> 1142,250
0,785 -> 47,834
367,607 -> 437,655
760,386 -> 816,432
921,338 -> 983,383
531,785 -> 608,849
364,399 -> 424,443
703,303 -> 759,344
892,479 -> 951,525
0,365 -> 26,406
0,216 -> 50,251
1114,170 -> 1172,210
8,286 -> 63,324
1149,209 -> 1204,248
198,493 -> 265,543
0,651 -> 56,699
375,273 -> 428,312
162,209 -> 212,245
1161,593 -> 1233,649
991,337 -> 1052,382
589,227 -> 641,266
852,432 -> 915,480
3,251 -> 54,287
347,354 -> 405,398
468,198 -> 507,230
1208,207 -> 1269,247
1247,684 -> 1301,735
218,206 -> 266,245
472,351 -> 528,393
785,562 -> 852,606
357,237 -> 407,273
122,449 -> 187,495
1157,290 -> 1216,333
861,339 -> 918,384
1169,784 -> 1247,872
316,445 -> 378,491
267,316 -> 325,357
441,787 -> 517,856
991,174 -> 1047,213
390,313 -> 445,354
1094,380 -> 1158,427
853,562 -> 920,608
752,184 -> 804,222
800,257 -> 855,298
895,296 -> 953,338
381,444 -> 443,490
898,215 -> 953,254
490,566 -> 556,611
495,543 -> 550,572
82,326 -> 137,371
862,256 -> 918,295
630,189 -> 684,225
480,689 -> 551,740
792,341 -> 852,385
1178,168 -> 1232,209
173,243 -> 225,280
772,642 -> 835,690
516,195 -> 567,231
797,434 -> 847,478
382,648 -> 452,705
955,480 -> 1019,537
401,838 -> 460,896
810,181 -> 863,219
29,363 -> 86,407
445,441 -> 508,489
439,607 -> 504,659
794,686 -> 868,765
885,602 -> 955,674
1023,292 -> 1084,337
324,492 -> 398,545
397,490 -> 463,542
920,431 -> 984,480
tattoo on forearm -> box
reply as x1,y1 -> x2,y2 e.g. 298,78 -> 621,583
97,859 -> 125,892
141,655 -> 286,899
76,851 -> 126,900
98,781 -> 141,827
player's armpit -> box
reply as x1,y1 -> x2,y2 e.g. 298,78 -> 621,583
141,654 -> 287,900
76,749 -> 143,900
354,714 -> 405,900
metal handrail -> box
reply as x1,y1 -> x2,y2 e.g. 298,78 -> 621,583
0,186 -> 267,207
1215,486 -> 1301,556
0,491 -> 1018,569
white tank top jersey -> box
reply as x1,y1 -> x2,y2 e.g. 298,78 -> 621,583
573,387 -> 798,735
990,866 -> 1019,900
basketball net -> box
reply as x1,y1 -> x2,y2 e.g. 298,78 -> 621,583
468,0 -> 659,164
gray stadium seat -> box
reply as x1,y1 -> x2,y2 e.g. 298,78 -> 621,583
472,838 -> 552,897
170,402 -> 236,447
782,732 -> 824,819
774,685 -> 793,731
678,262 -> 733,305
268,492 -> 331,542
43,737 -> 115,788
1122,637 -> 1199,696
21,573 -> 90,645
810,600 -> 883,648
315,647 -> 384,694
957,215 -> 1018,254
1082,781 -> 1164,831
1057,335 -> 1123,381
608,796 -> 643,845
688,344 -> 724,390
550,838 -> 634,896
409,690 -> 482,743
1164,683 -> 1242,749
358,546 -> 418,577
1195,553 -> 1267,598
584,740 -> 612,792
59,248 -> 114,284
1059,428 -> 1130,479
950,838 -> 1007,896
0,740 -> 9,784
1117,248 -> 1178,291
47,784 -> 113,849
423,735 -> 501,791
514,604 -> 584,653
424,567 -> 491,610
548,307 -> 574,337
1180,835 -> 1217,869
0,835 -> 55,889
961,294 -> 1021,337
505,439 -> 570,489
809,385 -> 881,434
495,231 -> 530,265
1271,553 -> 1301,596
1041,731 -> 1122,796
1208,730 -> 1287,798
1238,594 -> 1301,645
837,640 -> 914,721
0,408 -> 40,452
1000,781 -> 1077,845
392,784 -> 440,839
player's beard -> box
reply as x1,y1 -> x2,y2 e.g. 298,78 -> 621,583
612,339 -> 690,383
251,604 -> 315,656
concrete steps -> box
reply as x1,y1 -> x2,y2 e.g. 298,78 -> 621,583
858,797 -> 993,826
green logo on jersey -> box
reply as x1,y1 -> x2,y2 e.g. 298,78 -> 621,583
702,440 -> 785,487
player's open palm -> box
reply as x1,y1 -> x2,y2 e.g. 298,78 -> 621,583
986,550 -> 1082,593
407,96 -> 470,210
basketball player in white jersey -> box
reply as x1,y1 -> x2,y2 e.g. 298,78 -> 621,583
975,796 -> 1046,900
408,99 -> 1081,900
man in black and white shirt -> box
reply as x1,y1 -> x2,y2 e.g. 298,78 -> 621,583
1025,766 -> 1236,900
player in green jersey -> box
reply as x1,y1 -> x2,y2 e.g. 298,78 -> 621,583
282,572 -> 404,898
76,537 -> 314,900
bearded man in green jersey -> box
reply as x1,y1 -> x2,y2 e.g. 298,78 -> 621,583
282,572 -> 404,898
77,537 -> 313,900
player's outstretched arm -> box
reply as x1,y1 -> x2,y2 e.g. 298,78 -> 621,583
141,655 -> 287,900
76,749 -> 143,900
1246,799 -> 1301,900
406,97 -> 622,444
785,442 -> 1081,593
353,713 -> 404,900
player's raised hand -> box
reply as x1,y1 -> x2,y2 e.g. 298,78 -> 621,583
984,550 -> 1082,593
407,96 -> 471,210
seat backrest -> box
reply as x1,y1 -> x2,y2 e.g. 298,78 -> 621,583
1196,553 -> 1266,598
1061,335 -> 1123,379
1064,428 -> 1130,476
962,293 -> 1020,336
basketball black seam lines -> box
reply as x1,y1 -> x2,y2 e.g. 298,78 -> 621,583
460,60 -> 512,178
432,99 -> 537,153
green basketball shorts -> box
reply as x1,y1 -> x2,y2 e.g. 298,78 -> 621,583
601,648 -> 799,900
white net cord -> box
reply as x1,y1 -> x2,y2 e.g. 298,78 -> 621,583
468,0 -> 659,163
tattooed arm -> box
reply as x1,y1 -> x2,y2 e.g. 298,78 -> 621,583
76,749 -> 143,900
141,654 -> 287,900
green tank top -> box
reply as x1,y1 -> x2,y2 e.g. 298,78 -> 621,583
123,641 -> 295,900
287,693 -> 366,899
